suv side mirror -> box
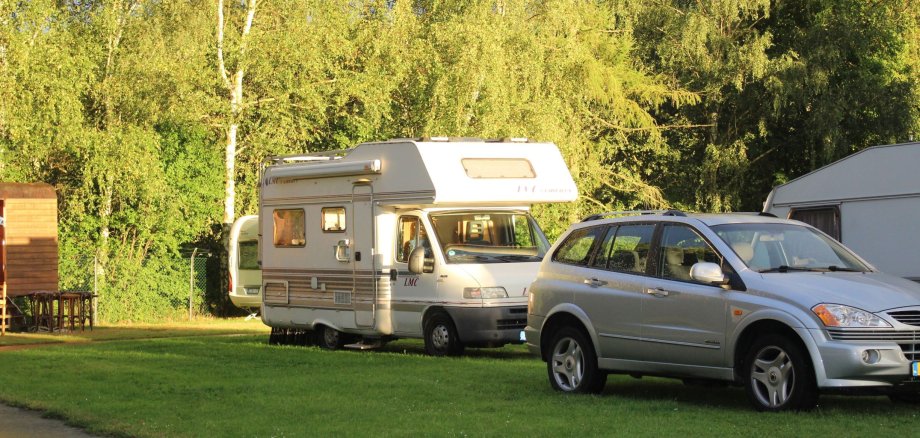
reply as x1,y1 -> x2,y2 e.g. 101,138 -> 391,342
408,247 -> 433,274
690,262 -> 728,286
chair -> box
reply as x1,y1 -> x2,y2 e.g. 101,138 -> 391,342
664,247 -> 691,281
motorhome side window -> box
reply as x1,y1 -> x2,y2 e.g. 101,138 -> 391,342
397,217 -> 432,263
322,207 -> 346,232
273,209 -> 305,247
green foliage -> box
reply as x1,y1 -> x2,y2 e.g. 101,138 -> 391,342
1,0 -> 919,319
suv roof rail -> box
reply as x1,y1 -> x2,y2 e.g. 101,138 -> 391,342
581,209 -> 686,222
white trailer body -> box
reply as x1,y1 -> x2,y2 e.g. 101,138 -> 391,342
764,142 -> 920,281
259,138 -> 577,351
228,214 -> 262,310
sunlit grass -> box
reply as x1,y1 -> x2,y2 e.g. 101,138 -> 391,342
0,317 -> 269,347
0,333 -> 917,437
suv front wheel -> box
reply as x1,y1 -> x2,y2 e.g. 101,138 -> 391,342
743,334 -> 817,411
547,326 -> 607,394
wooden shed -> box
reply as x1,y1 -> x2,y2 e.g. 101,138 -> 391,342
1,182 -> 59,334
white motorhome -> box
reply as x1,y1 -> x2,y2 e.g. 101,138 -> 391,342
259,138 -> 577,355
228,214 -> 262,311
764,141 -> 920,281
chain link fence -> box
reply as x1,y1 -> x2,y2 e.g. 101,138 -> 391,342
58,249 -> 217,323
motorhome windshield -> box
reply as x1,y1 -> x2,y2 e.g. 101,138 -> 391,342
428,211 -> 549,264
712,223 -> 869,273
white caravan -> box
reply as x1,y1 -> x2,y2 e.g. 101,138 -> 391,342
228,214 -> 262,311
259,138 -> 577,355
764,141 -> 920,281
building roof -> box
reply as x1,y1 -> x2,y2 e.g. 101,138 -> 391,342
0,182 -> 56,200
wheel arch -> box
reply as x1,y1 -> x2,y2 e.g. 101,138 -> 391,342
731,315 -> 824,385
539,304 -> 599,362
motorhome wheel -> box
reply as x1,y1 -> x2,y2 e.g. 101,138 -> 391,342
424,313 -> 464,356
316,325 -> 344,350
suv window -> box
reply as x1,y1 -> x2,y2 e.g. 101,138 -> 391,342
605,224 -> 655,274
658,224 -> 721,282
553,226 -> 606,266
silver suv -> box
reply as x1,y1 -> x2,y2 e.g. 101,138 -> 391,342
526,211 -> 920,411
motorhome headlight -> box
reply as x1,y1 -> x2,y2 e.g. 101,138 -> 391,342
464,287 -> 509,299
812,304 -> 891,328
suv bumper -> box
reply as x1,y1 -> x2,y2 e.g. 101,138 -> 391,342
807,328 -> 919,389
444,306 -> 528,347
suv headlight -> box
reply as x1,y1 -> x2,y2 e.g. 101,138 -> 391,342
464,287 -> 508,299
812,304 -> 891,328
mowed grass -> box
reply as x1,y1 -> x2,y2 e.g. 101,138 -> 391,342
1,332 -> 919,437
0,318 -> 270,346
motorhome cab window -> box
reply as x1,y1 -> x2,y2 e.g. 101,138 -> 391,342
397,217 -> 432,263
461,158 -> 536,178
273,209 -> 305,247
429,211 -> 549,264
322,207 -> 346,232
238,240 -> 259,269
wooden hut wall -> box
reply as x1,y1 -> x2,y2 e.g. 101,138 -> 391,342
1,185 -> 59,296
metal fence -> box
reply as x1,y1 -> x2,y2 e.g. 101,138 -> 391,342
58,249 -> 215,322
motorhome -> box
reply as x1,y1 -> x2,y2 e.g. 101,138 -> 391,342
259,138 -> 577,355
228,214 -> 262,312
764,141 -> 920,281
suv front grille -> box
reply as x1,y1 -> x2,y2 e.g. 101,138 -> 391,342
888,310 -> 920,327
826,328 -> 920,360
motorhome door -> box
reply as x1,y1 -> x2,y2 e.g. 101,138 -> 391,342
351,183 -> 376,327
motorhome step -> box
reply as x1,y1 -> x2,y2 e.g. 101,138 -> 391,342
344,340 -> 383,350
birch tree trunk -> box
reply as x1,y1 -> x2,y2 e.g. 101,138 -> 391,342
216,0 -> 257,313
217,0 -> 257,228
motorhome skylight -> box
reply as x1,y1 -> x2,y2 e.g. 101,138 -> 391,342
461,158 -> 535,178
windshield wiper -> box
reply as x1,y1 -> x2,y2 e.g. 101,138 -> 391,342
759,265 -> 826,273
496,255 -> 542,262
826,265 -> 860,272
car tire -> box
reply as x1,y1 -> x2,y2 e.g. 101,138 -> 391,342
316,325 -> 343,350
743,334 -> 817,411
424,312 -> 465,356
546,326 -> 606,394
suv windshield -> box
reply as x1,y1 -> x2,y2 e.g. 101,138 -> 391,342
712,223 -> 869,273
428,211 -> 549,264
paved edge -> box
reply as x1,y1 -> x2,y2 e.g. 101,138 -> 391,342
0,402 -> 99,438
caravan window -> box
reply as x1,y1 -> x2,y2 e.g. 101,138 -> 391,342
397,216 -> 432,263
789,206 -> 840,241
238,240 -> 259,269
322,207 -> 346,232
461,158 -> 536,178
273,209 -> 305,247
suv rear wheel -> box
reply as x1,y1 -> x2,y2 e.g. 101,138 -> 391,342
743,334 -> 817,411
547,326 -> 606,394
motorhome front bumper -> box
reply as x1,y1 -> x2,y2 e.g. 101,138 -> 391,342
445,306 -> 529,347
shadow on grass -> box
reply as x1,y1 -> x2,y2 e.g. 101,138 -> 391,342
598,375 -> 905,413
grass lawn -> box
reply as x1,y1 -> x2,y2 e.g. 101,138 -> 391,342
0,318 -> 270,347
0,329 -> 918,437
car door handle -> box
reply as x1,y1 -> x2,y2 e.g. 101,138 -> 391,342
645,287 -> 670,297
583,278 -> 608,288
